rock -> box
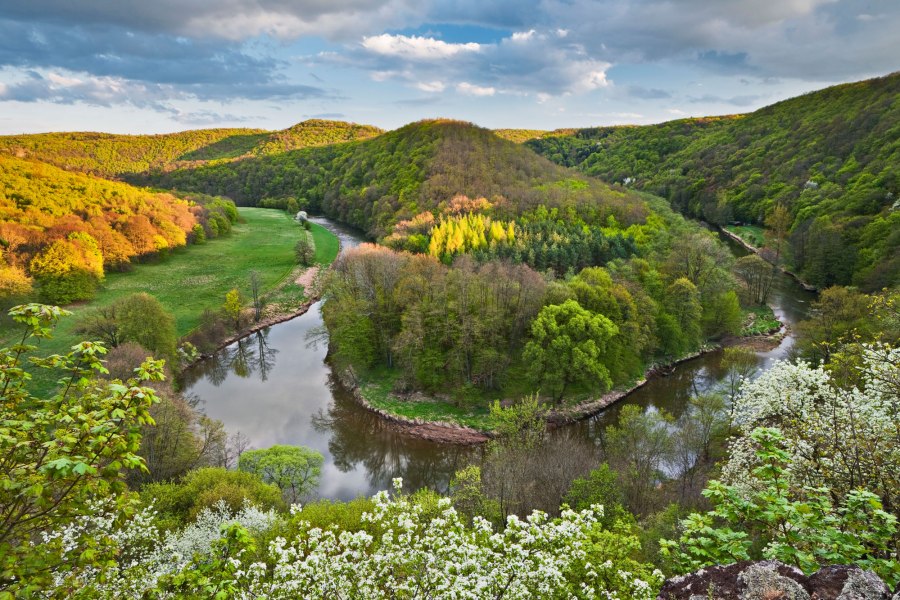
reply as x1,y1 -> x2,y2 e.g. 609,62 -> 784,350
658,562 -> 894,600
739,561 -> 810,599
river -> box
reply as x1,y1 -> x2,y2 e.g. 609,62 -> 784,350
180,218 -> 816,500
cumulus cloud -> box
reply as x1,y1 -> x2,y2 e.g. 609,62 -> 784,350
361,34 -> 481,59
456,82 -> 496,96
0,70 -> 175,109
416,81 -> 446,92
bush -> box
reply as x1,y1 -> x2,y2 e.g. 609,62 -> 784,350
140,467 -> 285,529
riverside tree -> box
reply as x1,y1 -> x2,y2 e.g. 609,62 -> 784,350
524,299 -> 618,401
238,445 -> 324,503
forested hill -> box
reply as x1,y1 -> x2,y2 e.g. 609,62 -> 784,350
527,73 -> 900,290
0,155 -> 239,302
0,119 -> 383,179
146,119 -> 650,239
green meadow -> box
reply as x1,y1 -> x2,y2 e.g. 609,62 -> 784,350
1,207 -> 339,391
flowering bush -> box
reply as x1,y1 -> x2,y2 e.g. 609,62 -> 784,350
722,344 -> 900,513
46,480 -> 661,599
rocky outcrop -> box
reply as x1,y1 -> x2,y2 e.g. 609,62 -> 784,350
658,561 -> 895,600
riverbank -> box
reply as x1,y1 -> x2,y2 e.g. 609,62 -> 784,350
338,327 -> 786,444
719,226 -> 817,292
336,367 -> 492,445
180,223 -> 339,368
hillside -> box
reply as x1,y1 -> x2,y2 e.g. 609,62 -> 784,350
527,73 -> 900,289
0,155 -> 236,302
0,119 -> 383,179
146,119 -> 649,239
492,128 -> 577,143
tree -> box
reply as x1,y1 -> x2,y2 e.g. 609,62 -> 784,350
723,345 -> 900,523
0,303 -> 163,593
563,464 -> 630,528
223,288 -> 243,330
524,299 -> 619,401
238,445 -> 324,503
294,233 -> 315,266
719,346 -> 758,424
249,270 -> 263,322
663,428 -> 899,587
734,254 -> 773,305
0,256 -> 32,299
604,405 -> 674,516
795,285 -> 871,363
664,278 -> 703,351
702,290 -> 742,337
116,293 -> 178,364
29,234 -> 104,304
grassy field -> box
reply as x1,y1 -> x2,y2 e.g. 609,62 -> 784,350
1,207 -> 338,391
358,368 -> 495,431
725,224 -> 767,248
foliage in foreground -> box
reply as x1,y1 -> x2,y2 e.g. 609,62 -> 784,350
663,428 -> 900,587
0,304 -> 163,594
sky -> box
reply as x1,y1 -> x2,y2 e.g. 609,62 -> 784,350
0,0 -> 897,134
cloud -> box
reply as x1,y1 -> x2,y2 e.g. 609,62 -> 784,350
2,0 -> 422,41
0,70 -> 175,109
361,34 -> 481,59
345,28 -> 612,98
534,0 -> 899,80
456,82 -> 495,96
0,19 -> 335,106
415,81 -> 446,92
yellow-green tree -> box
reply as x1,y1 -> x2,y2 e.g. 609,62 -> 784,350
223,288 -> 243,330
29,233 -> 104,304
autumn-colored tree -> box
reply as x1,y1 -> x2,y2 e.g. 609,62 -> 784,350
120,214 -> 159,256
29,233 -> 104,304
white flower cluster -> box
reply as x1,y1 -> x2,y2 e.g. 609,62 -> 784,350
233,480 -> 658,599
723,344 -> 900,493
48,480 -> 660,599
44,499 -> 279,598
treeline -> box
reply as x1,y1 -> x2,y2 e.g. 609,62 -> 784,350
143,120 -> 651,239
324,220 -> 741,399
527,72 -> 900,290
0,119 -> 382,178
0,156 -> 237,303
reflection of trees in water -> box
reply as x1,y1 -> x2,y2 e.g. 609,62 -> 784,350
311,373 -> 476,494
180,330 -> 279,387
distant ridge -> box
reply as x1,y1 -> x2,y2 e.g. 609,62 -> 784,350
0,119 -> 383,178
526,72 -> 900,289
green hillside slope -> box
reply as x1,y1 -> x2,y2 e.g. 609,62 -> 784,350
146,119 -> 650,239
527,73 -> 900,289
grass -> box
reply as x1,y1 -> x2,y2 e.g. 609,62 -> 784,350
725,224 -> 767,249
1,207 -> 339,392
741,304 -> 781,336
358,368 -> 495,431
